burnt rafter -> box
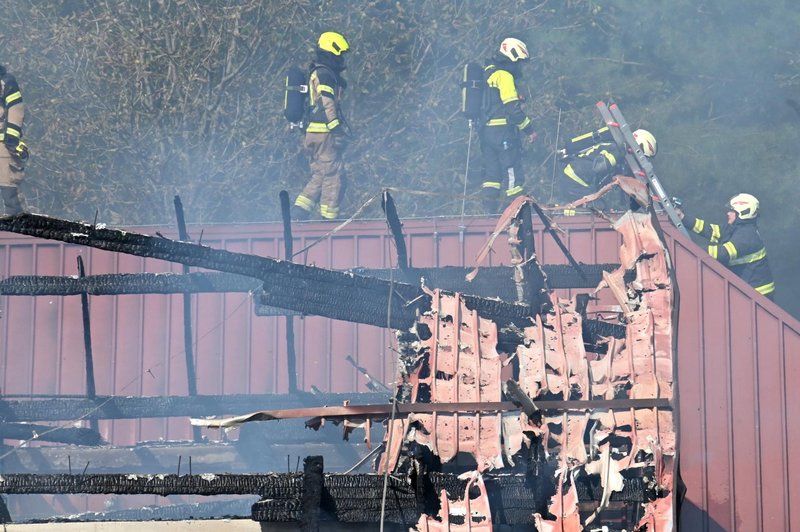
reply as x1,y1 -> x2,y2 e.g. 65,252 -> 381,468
0,471 -> 651,526
0,214 -> 623,340
0,264 -> 624,297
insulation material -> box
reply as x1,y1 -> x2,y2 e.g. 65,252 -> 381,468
416,472 -> 493,531
382,290 -> 508,472
529,211 -> 676,530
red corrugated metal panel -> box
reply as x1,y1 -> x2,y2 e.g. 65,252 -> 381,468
0,214 -> 798,530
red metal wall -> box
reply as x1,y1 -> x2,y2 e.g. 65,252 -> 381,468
0,214 -> 797,531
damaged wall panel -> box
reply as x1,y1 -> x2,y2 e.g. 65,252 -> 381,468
1,213 -> 799,530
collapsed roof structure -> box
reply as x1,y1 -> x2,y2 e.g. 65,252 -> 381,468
1,103 -> 797,530
0,181 -> 677,530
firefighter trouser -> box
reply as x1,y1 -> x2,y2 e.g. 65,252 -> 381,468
295,132 -> 346,220
0,146 -> 25,215
478,126 -> 524,213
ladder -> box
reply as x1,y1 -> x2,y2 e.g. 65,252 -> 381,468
595,101 -> 689,236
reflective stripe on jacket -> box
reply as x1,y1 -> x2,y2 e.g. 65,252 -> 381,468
483,65 -> 533,134
688,215 -> 775,295
306,65 -> 343,134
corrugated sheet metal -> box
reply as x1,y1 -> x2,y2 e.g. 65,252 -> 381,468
0,214 -> 797,530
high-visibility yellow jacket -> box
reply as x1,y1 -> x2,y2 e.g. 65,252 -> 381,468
483,63 -> 534,135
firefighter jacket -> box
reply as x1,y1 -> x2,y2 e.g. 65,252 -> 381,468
0,69 -> 24,147
483,61 -> 534,135
305,61 -> 346,135
686,215 -> 775,296
563,141 -> 627,189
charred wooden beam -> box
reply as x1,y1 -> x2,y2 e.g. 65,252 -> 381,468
280,190 -> 299,394
0,392 -> 389,422
254,472 -> 651,526
0,214 -> 531,331
300,456 -> 323,531
0,473 -> 289,496
76,257 -> 98,428
0,214 -> 624,345
0,265 -> 626,297
0,471 -> 653,526
0,422 -> 102,446
381,191 -> 408,270
173,196 -> 201,443
0,272 -> 259,296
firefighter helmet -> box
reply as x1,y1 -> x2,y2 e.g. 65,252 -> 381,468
632,129 -> 657,157
728,193 -> 759,220
499,38 -> 529,62
318,32 -> 350,56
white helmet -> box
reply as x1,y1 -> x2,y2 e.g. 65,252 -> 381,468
728,193 -> 759,220
633,129 -> 657,157
499,38 -> 529,62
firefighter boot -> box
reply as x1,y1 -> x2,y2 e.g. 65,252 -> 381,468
0,186 -> 24,216
291,205 -> 311,221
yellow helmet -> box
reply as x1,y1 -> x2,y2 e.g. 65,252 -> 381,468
499,38 -> 529,62
318,32 -> 350,56
728,193 -> 759,220
632,129 -> 657,157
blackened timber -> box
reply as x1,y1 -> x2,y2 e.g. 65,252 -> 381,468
0,473 -> 294,496
0,272 -> 259,295
0,392 -> 390,422
174,195 -> 201,443
0,214 -> 624,341
0,472 -> 650,526
76,257 -> 98,420
281,190 -> 299,394
531,201 -> 588,282
255,472 -> 650,526
381,191 -> 408,270
0,214 -> 535,331
0,265 -> 626,297
0,422 -> 102,446
300,456 -> 323,531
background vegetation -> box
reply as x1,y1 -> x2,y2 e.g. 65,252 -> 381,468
3,0 -> 800,315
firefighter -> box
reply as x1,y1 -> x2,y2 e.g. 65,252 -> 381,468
292,31 -> 351,221
558,127 -> 656,209
678,193 -> 775,300
0,64 -> 27,215
478,37 -> 538,214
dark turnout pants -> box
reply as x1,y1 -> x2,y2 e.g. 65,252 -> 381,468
478,125 -> 524,213
0,147 -> 25,215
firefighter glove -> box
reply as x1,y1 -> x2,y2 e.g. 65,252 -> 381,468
526,131 -> 538,144
9,141 -> 29,163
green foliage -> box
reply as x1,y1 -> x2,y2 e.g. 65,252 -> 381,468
3,0 -> 800,314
